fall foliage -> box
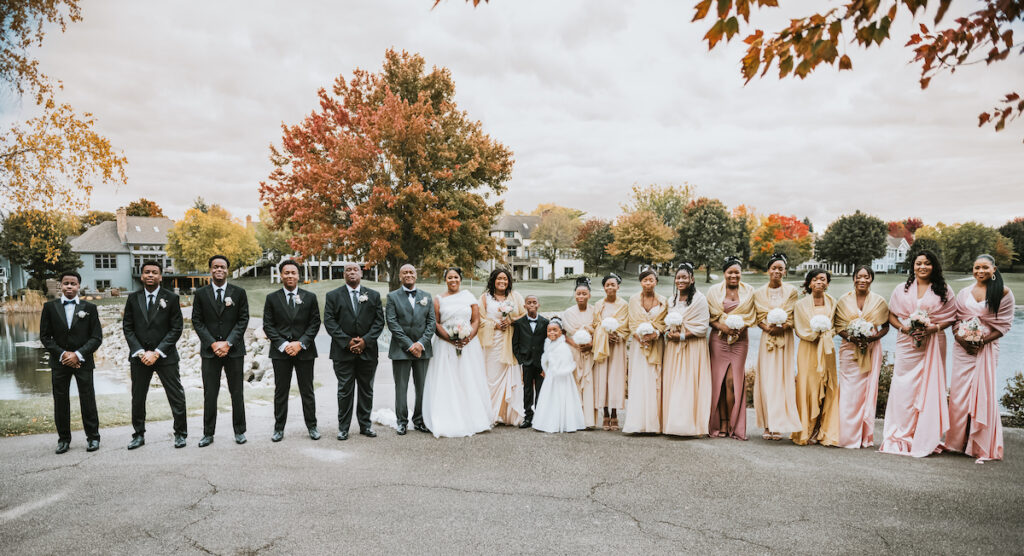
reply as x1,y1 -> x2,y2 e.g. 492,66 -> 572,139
124,198 -> 165,218
165,205 -> 261,272
691,0 -> 1024,138
532,208 -> 582,282
749,213 -> 812,268
574,218 -> 615,273
0,210 -> 82,291
260,49 -> 514,289
606,210 -> 675,268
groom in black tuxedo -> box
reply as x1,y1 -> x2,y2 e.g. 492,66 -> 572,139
39,271 -> 103,454
263,259 -> 321,442
512,295 -> 548,429
324,263 -> 384,440
122,261 -> 186,449
384,264 -> 435,435
191,255 -> 249,447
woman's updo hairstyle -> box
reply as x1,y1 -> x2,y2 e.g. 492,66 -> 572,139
802,268 -> 832,294
767,252 -> 788,269
574,276 -> 591,291
602,273 -> 622,286
638,265 -> 658,282
722,256 -> 743,273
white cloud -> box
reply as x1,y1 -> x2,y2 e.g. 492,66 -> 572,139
7,0 -> 1021,229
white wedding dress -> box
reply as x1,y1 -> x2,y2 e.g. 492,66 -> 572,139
532,336 -> 586,433
422,290 -> 495,438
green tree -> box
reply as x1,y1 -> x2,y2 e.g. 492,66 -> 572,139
606,210 -> 675,269
124,198 -> 164,217
674,197 -> 738,283
254,205 -> 292,263
942,222 -> 1015,272
815,210 -> 888,272
621,183 -> 692,230
905,237 -> 944,268
998,217 -> 1024,270
0,210 -> 81,292
259,49 -> 514,290
802,217 -> 814,233
192,196 -> 209,213
532,209 -> 581,282
74,209 -> 115,234
774,238 -> 814,270
574,218 -> 614,273
165,205 -> 261,272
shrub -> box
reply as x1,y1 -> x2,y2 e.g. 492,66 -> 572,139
1001,371 -> 1024,428
744,367 -> 755,408
876,351 -> 893,419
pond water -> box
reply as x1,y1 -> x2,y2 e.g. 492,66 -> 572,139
0,313 -> 128,400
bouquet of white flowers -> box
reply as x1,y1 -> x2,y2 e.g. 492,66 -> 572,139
665,312 -> 684,329
572,328 -> 592,345
810,314 -> 832,334
601,317 -> 620,333
766,308 -> 787,326
846,318 -> 875,354
636,322 -> 657,337
956,317 -> 988,344
906,309 -> 931,348
497,300 -> 515,319
722,314 -> 744,345
445,320 -> 473,356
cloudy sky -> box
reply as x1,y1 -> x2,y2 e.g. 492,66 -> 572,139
9,0 -> 1023,228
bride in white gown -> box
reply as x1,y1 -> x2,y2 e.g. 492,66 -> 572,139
422,267 -> 495,438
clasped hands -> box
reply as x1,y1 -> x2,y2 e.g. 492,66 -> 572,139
407,341 -> 424,358
636,332 -> 659,347
283,341 -> 304,357
496,317 -> 511,331
137,351 -> 162,366
955,335 -> 984,356
211,340 -> 230,358
60,351 -> 82,368
347,336 -> 366,355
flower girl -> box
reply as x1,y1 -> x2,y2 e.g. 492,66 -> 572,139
532,318 -> 586,433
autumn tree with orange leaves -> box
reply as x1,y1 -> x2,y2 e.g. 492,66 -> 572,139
259,49 -> 514,289
750,213 -> 813,269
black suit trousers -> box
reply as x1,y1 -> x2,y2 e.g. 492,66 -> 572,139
523,364 -> 544,420
130,360 -> 187,437
392,358 -> 428,427
51,364 -> 100,442
334,358 -> 376,432
272,359 -> 317,431
201,357 -> 246,436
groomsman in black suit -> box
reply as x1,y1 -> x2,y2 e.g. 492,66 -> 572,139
384,264 -> 434,435
324,262 -> 384,440
191,255 -> 249,447
123,260 -> 186,449
39,271 -> 103,454
512,295 -> 548,429
263,259 -> 321,442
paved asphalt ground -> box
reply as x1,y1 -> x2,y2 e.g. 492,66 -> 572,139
3,360 -> 1023,555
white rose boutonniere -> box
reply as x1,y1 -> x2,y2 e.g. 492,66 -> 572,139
418,297 -> 429,306
224,296 -> 233,307
77,310 -> 88,319
358,293 -> 369,303
159,298 -> 167,309
293,295 -> 303,305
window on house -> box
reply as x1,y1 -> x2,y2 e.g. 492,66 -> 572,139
564,267 -> 574,276
96,280 -> 111,291
504,231 -> 514,238
95,254 -> 117,269
507,247 -> 518,257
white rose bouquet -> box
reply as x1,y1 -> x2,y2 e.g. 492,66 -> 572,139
764,308 -> 788,351
572,329 -> 592,346
445,320 -> 473,356
664,312 -> 683,330
810,314 -> 832,334
497,300 -> 515,319
907,309 -> 931,348
601,317 -> 620,333
845,318 -> 875,354
723,314 -> 744,345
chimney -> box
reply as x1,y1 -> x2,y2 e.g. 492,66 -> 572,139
116,207 -> 127,243
246,214 -> 252,229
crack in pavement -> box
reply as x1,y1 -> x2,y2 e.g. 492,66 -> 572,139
14,451 -> 100,478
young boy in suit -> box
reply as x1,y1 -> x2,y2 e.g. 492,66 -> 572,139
512,295 -> 548,429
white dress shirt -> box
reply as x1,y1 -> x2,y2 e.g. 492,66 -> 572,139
133,288 -> 167,359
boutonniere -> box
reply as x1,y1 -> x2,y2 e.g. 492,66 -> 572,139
77,310 -> 88,319
418,297 -> 429,306
224,296 -> 233,307
293,295 -> 303,305
358,293 -> 369,303
159,298 -> 167,309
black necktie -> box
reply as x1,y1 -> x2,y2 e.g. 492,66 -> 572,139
288,292 -> 295,308
216,288 -> 223,304
351,290 -> 359,312
148,294 -> 155,309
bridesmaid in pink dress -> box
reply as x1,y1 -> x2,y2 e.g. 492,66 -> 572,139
706,257 -> 756,440
880,250 -> 956,458
945,254 -> 1014,462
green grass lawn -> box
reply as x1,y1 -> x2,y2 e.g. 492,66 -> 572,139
82,270 -> 1024,318
0,383 -> 318,437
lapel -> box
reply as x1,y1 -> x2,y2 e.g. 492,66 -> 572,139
397,289 -> 417,321
68,300 -> 83,331
136,290 -> 151,325
147,288 -> 161,322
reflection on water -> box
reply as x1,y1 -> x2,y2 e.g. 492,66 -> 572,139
0,313 -> 127,400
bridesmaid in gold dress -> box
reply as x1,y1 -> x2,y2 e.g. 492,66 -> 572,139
478,268 -> 526,426
562,277 -> 598,428
706,257 -> 757,440
623,267 -> 667,434
792,269 -> 840,446
592,274 -> 629,431
661,263 -> 712,437
752,253 -> 801,441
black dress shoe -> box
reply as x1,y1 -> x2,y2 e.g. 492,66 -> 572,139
271,430 -> 284,442
174,434 -> 186,449
396,424 -> 407,435
360,428 -> 377,438
127,436 -> 145,450
414,424 -> 430,434
55,441 -> 70,454
86,440 -> 100,452
337,430 -> 348,441
308,426 -> 321,440
198,436 -> 214,448
519,420 -> 532,429
234,433 -> 246,445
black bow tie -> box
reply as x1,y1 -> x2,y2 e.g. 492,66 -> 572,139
406,290 -> 416,295
63,300 -> 76,306
528,318 -> 537,322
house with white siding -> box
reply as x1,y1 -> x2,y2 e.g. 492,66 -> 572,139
480,214 -> 584,281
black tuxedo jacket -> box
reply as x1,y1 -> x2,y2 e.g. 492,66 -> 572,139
39,298 -> 103,370
122,287 -> 184,364
262,288 -> 320,361
191,282 -> 249,359
323,284 -> 385,362
512,314 -> 549,368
